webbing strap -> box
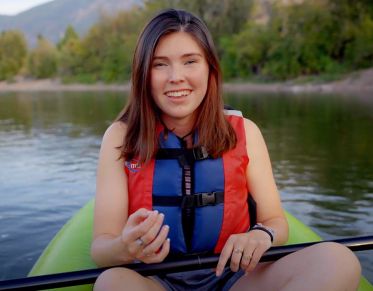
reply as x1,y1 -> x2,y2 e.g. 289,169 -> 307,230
153,191 -> 224,208
156,147 -> 209,166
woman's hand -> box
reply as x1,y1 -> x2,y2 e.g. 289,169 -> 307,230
215,230 -> 272,276
121,208 -> 170,264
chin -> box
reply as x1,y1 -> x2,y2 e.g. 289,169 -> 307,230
164,110 -> 194,120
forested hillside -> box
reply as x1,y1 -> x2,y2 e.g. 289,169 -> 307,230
1,0 -> 372,82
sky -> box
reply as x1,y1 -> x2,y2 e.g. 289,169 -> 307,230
0,0 -> 54,15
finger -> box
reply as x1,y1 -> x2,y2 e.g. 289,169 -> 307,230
127,220 -> 163,258
240,252 -> 253,271
127,210 -> 159,241
240,242 -> 256,270
216,237 -> 235,277
127,208 -> 152,225
156,237 -> 171,260
146,237 -> 170,263
142,224 -> 169,256
230,246 -> 244,272
245,244 -> 266,273
141,213 -> 165,245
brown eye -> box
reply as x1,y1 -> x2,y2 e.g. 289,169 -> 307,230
185,60 -> 197,65
153,62 -> 167,68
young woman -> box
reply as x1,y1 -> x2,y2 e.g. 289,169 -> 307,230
91,8 -> 361,291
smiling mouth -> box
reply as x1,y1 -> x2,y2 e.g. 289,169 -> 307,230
165,90 -> 192,97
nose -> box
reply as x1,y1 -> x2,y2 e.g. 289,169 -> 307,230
169,65 -> 185,83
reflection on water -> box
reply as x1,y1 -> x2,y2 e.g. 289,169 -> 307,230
0,91 -> 372,281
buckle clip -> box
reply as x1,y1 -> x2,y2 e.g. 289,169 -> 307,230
193,146 -> 209,160
199,192 -> 216,206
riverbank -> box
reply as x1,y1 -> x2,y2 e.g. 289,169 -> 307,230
1,68 -> 373,94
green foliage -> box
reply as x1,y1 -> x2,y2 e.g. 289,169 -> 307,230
57,27 -> 84,77
58,9 -> 143,83
16,0 -> 373,82
221,23 -> 273,79
263,3 -> 338,79
344,15 -> 373,68
142,0 -> 253,54
28,36 -> 58,78
0,30 -> 27,80
176,0 -> 253,43
220,1 -> 373,80
57,25 -> 79,50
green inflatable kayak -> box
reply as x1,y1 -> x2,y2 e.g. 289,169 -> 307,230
29,199 -> 373,290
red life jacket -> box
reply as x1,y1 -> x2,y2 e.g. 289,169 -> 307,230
125,110 -> 251,254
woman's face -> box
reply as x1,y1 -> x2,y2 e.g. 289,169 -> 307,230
150,31 -> 209,127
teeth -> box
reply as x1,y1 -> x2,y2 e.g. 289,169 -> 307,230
166,90 -> 191,97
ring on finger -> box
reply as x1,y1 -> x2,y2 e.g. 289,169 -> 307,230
233,248 -> 243,254
135,238 -> 145,246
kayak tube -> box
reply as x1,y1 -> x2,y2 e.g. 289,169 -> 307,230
29,199 -> 373,291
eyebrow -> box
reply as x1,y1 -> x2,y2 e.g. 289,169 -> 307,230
153,53 -> 203,60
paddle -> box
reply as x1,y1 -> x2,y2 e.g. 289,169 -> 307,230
0,235 -> 372,291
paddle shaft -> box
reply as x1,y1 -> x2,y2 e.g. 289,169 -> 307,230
1,235 -> 372,290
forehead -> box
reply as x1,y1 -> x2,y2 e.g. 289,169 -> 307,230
154,31 -> 205,57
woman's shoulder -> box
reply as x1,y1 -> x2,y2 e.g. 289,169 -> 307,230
223,108 -> 261,135
102,121 -> 127,146
242,117 -> 267,152
243,118 -> 262,137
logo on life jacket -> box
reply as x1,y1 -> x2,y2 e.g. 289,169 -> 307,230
125,159 -> 141,172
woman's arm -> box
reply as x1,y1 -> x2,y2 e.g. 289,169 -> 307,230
244,118 -> 288,246
91,122 -> 133,266
216,118 -> 288,276
91,122 -> 170,267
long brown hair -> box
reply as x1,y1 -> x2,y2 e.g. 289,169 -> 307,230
118,8 -> 237,163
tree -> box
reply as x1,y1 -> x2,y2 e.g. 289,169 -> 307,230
171,0 -> 252,40
0,30 -> 27,80
28,36 -> 58,78
262,2 -> 338,78
57,26 -> 84,78
72,8 -> 143,82
143,0 -> 253,52
57,25 -> 79,50
345,15 -> 373,68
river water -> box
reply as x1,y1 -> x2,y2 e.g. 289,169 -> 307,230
0,90 -> 372,282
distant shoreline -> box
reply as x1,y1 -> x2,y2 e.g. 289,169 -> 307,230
1,69 -> 373,94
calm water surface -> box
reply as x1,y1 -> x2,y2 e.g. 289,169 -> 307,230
0,91 -> 372,282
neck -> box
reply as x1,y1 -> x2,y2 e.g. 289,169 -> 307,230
161,114 -> 195,138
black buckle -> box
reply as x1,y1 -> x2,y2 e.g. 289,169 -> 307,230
192,146 -> 209,160
180,192 -> 224,208
197,192 -> 217,207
